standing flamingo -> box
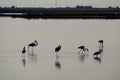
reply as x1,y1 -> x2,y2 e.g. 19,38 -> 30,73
93,40 -> 104,57
28,40 -> 38,54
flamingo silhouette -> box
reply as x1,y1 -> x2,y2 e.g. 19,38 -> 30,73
28,40 -> 38,54
93,40 -> 104,57
55,45 -> 61,52
22,47 -> 26,56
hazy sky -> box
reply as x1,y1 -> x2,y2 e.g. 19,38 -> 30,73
0,0 -> 120,8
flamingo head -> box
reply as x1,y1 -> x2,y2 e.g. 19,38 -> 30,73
34,40 -> 38,45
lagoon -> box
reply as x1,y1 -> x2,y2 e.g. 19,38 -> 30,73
0,18 -> 120,80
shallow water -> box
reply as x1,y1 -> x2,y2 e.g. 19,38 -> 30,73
0,18 -> 120,80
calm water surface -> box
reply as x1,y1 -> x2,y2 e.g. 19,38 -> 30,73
0,18 -> 120,80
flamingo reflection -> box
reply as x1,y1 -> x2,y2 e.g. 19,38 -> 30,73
28,54 -> 38,64
22,56 -> 26,67
78,52 -> 88,62
55,54 -> 61,70
93,56 -> 101,64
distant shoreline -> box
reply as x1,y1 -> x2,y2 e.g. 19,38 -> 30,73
0,7 -> 120,19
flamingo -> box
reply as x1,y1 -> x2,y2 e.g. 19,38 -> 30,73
93,40 -> 104,57
55,45 -> 61,52
28,40 -> 38,54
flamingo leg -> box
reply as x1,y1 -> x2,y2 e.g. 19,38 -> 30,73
81,49 -> 84,54
32,47 -> 33,55
28,46 -> 29,54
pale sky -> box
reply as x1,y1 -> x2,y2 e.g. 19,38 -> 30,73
0,0 -> 120,8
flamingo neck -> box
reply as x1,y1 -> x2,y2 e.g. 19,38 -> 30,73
35,42 -> 38,46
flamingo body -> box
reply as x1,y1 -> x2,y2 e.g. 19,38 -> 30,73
93,49 -> 102,56
55,45 -> 61,52
78,46 -> 85,50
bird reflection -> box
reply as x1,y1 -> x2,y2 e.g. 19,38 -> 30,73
22,56 -> 26,67
55,54 -> 61,70
78,52 -> 88,62
28,54 -> 38,64
93,56 -> 102,64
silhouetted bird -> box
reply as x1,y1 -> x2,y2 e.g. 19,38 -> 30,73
55,45 -> 61,52
22,47 -> 26,54
93,49 -> 102,57
28,40 -> 38,54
